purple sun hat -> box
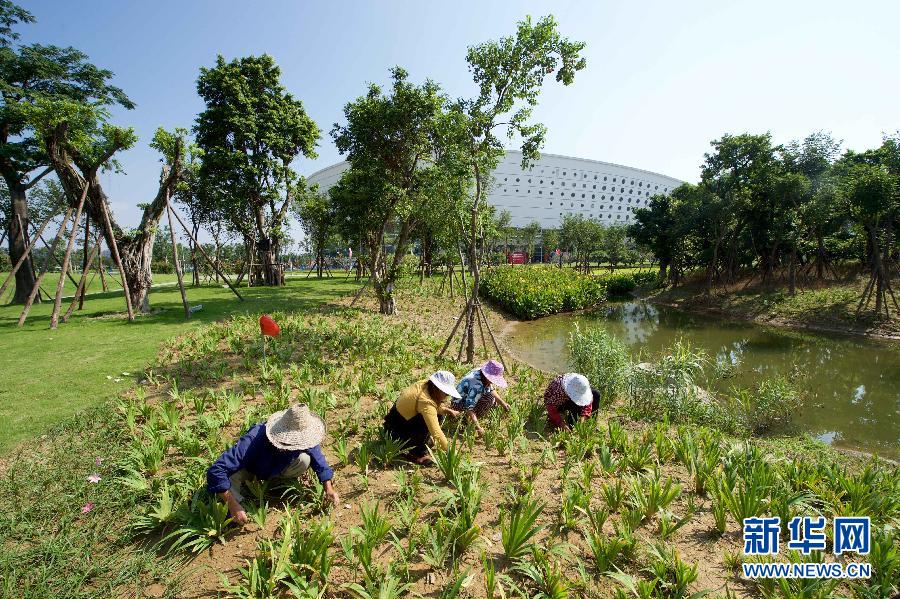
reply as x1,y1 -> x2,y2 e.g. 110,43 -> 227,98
480,359 -> 508,388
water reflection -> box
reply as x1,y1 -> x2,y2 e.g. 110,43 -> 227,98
505,301 -> 900,459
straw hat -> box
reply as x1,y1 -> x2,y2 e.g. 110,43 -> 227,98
429,371 -> 462,399
563,373 -> 593,407
265,404 -> 326,450
480,359 -> 508,388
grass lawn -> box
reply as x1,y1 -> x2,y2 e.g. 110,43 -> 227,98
0,275 -> 356,454
1,279 -> 895,597
0,271 -> 185,303
649,270 -> 900,338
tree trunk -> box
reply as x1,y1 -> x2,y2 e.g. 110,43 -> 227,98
788,247 -> 797,296
253,205 -> 281,286
5,181 -> 37,304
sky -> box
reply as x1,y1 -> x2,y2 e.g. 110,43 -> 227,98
16,0 -> 899,246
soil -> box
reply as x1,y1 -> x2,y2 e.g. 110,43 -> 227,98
97,281 -> 884,597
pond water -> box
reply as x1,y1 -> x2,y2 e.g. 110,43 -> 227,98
503,301 -> 900,459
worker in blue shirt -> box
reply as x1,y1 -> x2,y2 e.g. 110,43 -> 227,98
207,404 -> 339,524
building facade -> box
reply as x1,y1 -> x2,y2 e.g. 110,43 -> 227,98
306,150 -> 683,229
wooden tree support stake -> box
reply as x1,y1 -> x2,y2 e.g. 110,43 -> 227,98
168,204 -> 243,301
17,208 -> 73,327
0,212 -> 55,300
63,241 -> 100,323
99,199 -> 135,322
50,183 -> 89,329
165,199 -> 190,319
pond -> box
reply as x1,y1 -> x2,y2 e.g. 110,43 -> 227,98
503,300 -> 900,460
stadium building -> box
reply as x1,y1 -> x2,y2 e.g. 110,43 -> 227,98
306,150 -> 683,228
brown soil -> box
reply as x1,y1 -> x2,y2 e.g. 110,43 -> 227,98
133,282 -> 877,597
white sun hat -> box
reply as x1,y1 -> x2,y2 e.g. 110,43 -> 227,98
265,404 -> 326,450
562,373 -> 593,407
429,370 -> 462,399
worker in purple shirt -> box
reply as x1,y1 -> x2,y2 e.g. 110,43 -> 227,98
207,404 -> 339,524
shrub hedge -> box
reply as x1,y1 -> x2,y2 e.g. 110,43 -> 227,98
480,266 -> 607,319
480,267 -> 662,319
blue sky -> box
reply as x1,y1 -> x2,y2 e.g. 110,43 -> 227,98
18,0 -> 899,243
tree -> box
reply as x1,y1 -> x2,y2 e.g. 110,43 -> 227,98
602,224 -> 629,272
30,92 -> 187,313
331,67 -> 453,314
520,220 -> 541,262
194,54 -> 319,286
0,1 -> 133,302
449,15 -> 586,361
295,191 -> 333,278
630,194 -> 677,280
541,228 -> 560,266
838,137 -> 899,317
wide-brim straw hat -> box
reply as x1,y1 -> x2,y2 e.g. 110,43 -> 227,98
265,404 -> 326,450
480,359 -> 508,388
429,370 -> 462,399
563,373 -> 593,407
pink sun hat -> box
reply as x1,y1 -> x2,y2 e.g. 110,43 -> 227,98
480,359 -> 508,388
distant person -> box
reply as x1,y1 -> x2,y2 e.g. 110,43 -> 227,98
383,371 -> 462,464
207,404 -> 339,524
451,359 -> 511,436
543,373 -> 601,431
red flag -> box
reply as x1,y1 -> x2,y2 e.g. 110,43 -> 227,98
259,314 -> 280,337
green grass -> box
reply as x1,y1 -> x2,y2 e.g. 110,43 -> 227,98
0,275 -> 356,454
0,271 -> 185,303
650,271 -> 900,337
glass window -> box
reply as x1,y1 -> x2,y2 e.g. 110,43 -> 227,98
571,192 -> 575,197
631,180 -> 634,185
594,175 -> 597,180
516,178 -> 519,182
593,185 -> 596,189
538,190 -> 542,194
563,171 -> 566,176
540,180 -> 544,184
582,193 -> 585,198
604,176 -> 607,181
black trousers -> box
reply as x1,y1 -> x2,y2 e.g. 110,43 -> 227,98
558,388 -> 602,427
383,405 -> 430,457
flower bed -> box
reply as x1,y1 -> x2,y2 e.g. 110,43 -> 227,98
480,265 -> 607,319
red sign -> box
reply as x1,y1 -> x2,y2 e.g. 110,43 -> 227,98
507,252 -> 527,265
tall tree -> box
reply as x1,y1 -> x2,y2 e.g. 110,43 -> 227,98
194,54 -> 319,286
295,191 -> 333,278
630,194 -> 677,280
0,1 -> 133,302
838,137 -> 899,317
30,94 -> 187,313
331,67 -> 452,314
520,220 -> 541,262
450,15 -> 586,360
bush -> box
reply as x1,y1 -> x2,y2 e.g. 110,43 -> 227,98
729,376 -> 802,434
631,270 -> 662,288
600,272 -> 637,297
480,265 -> 607,319
152,260 -> 174,274
568,324 -> 630,405
0,250 -> 10,271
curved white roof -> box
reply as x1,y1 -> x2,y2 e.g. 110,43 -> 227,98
307,150 -> 683,228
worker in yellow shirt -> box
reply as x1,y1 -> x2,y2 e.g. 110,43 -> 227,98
383,371 -> 462,465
